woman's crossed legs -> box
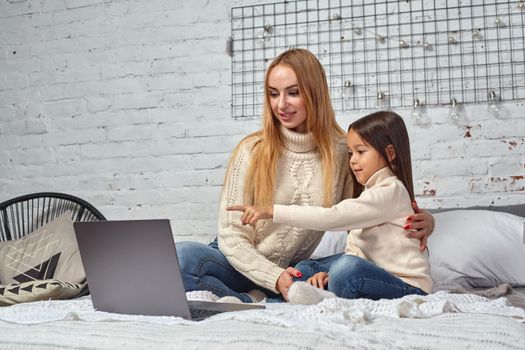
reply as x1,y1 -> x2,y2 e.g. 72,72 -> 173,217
176,240 -> 281,303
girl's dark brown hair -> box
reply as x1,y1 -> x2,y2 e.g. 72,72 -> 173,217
348,111 -> 414,200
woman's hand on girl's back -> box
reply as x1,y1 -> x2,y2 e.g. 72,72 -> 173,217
405,201 -> 435,251
227,205 -> 274,226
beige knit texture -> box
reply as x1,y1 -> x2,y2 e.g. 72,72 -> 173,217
218,127 -> 352,293
1,291 -> 524,349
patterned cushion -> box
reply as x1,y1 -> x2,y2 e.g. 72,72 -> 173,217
0,279 -> 85,306
0,211 -> 85,285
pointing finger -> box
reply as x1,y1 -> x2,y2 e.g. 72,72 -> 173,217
227,205 -> 247,212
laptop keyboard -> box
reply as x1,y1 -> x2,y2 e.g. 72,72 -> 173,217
189,307 -> 223,321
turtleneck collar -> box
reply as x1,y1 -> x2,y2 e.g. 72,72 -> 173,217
280,126 -> 317,153
365,167 -> 396,189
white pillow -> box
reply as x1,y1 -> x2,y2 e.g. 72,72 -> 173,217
428,210 -> 525,288
311,231 -> 347,259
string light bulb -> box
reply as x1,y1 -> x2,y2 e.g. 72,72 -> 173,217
258,24 -> 273,43
448,32 -> 458,44
488,90 -> 500,116
343,80 -> 352,101
376,91 -> 386,110
448,98 -> 461,123
412,98 -> 427,125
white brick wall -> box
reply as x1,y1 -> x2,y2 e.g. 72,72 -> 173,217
1,0 -> 524,242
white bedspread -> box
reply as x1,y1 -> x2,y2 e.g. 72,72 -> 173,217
1,291 -> 524,349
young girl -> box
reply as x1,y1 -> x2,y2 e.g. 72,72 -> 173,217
227,111 -> 433,300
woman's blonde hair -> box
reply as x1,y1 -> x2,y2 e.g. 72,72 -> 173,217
227,48 -> 345,207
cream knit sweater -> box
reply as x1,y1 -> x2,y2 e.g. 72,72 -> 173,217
273,167 -> 433,293
218,126 -> 353,293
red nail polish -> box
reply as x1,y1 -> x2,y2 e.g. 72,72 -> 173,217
404,224 -> 411,230
406,217 -> 413,222
297,272 -> 303,278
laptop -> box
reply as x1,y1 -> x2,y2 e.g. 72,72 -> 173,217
73,219 -> 265,320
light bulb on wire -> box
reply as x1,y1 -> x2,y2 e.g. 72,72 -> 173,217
448,98 -> 461,124
343,80 -> 352,101
376,91 -> 386,110
342,80 -> 353,110
412,98 -> 427,125
488,90 -> 500,117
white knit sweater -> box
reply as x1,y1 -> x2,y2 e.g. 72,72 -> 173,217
218,126 -> 353,293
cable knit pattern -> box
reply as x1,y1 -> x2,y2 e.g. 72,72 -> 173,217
218,126 -> 352,293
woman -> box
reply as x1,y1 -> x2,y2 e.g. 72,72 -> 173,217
176,48 -> 434,302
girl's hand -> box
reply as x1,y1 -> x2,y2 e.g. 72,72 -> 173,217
306,272 -> 329,289
227,205 -> 273,226
405,201 -> 435,252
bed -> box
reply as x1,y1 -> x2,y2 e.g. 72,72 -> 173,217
0,204 -> 524,349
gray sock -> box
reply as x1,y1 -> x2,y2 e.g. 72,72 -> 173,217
288,282 -> 336,305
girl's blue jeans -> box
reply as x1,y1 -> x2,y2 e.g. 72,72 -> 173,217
294,253 -> 426,300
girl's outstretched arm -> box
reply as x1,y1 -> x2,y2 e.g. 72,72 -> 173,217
227,205 -> 273,226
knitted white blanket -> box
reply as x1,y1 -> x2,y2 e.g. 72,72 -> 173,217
1,291 -> 524,349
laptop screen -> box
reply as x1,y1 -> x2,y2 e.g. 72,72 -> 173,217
74,219 -> 192,318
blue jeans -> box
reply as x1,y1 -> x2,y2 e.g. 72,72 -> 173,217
176,239 -> 283,303
294,254 -> 426,300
